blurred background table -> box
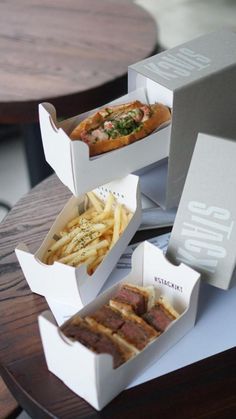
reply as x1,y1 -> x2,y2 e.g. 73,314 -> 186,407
0,0 -> 158,186
136,0 -> 236,50
0,174 -> 235,418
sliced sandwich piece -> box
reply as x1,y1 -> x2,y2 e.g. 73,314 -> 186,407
86,314 -> 140,356
110,283 -> 155,316
115,310 -> 159,351
86,304 -> 125,333
142,297 -> 179,333
86,303 -> 159,352
61,316 -> 134,368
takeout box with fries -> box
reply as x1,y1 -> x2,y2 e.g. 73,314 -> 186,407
39,87 -> 171,196
15,174 -> 141,308
38,242 -> 201,410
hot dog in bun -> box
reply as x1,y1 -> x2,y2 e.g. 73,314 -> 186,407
70,101 -> 171,156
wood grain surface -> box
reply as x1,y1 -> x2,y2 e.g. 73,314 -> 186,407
0,175 -> 235,418
0,0 -> 157,123
0,376 -> 21,418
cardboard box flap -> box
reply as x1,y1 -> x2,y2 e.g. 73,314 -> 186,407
16,243 -> 116,306
39,310 -> 117,410
39,310 -> 102,407
39,103 -> 77,194
141,241 -> 200,312
15,243 -> 84,305
167,133 -> 236,289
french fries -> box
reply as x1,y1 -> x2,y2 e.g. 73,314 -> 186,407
43,192 -> 133,275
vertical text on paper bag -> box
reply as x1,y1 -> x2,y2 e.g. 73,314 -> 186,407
175,201 -> 234,273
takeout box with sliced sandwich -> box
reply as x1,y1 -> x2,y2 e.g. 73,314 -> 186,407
39,87 -> 172,197
15,174 -> 141,308
129,29 -> 236,208
38,241 -> 201,411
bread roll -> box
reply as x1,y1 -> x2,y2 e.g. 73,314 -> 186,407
70,101 -> 171,156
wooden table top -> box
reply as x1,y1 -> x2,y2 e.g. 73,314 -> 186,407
0,0 -> 157,123
0,174 -> 235,418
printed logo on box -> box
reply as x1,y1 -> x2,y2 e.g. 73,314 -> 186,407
154,276 -> 183,293
175,201 -> 235,273
142,48 -> 211,81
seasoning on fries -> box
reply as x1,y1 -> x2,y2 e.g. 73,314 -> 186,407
43,192 -> 133,274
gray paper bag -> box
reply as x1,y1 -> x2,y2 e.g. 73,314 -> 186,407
167,133 -> 236,289
129,30 -> 236,208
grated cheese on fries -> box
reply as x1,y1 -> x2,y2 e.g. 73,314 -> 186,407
43,192 -> 133,275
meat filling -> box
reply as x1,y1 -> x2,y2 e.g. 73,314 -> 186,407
62,320 -> 126,368
113,286 -> 147,315
118,320 -> 152,350
143,304 -> 175,333
89,305 -> 125,332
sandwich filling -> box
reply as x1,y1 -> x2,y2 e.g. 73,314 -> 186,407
143,303 -> 176,333
87,305 -> 158,351
112,284 -> 148,315
62,318 -> 130,368
79,104 -> 152,145
89,305 -> 124,332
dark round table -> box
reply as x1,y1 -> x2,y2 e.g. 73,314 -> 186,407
0,174 -> 235,418
0,0 -> 158,186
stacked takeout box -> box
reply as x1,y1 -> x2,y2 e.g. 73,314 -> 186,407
16,30 -> 236,410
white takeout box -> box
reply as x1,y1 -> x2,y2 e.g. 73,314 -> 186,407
39,88 -> 171,196
15,174 -> 141,308
38,241 -> 200,411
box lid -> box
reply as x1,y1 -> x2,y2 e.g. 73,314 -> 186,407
129,30 -> 236,91
167,133 -> 236,290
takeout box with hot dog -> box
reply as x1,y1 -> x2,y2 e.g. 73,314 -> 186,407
38,242 -> 201,411
15,174 -> 141,308
39,87 -> 171,197
39,30 -> 236,208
